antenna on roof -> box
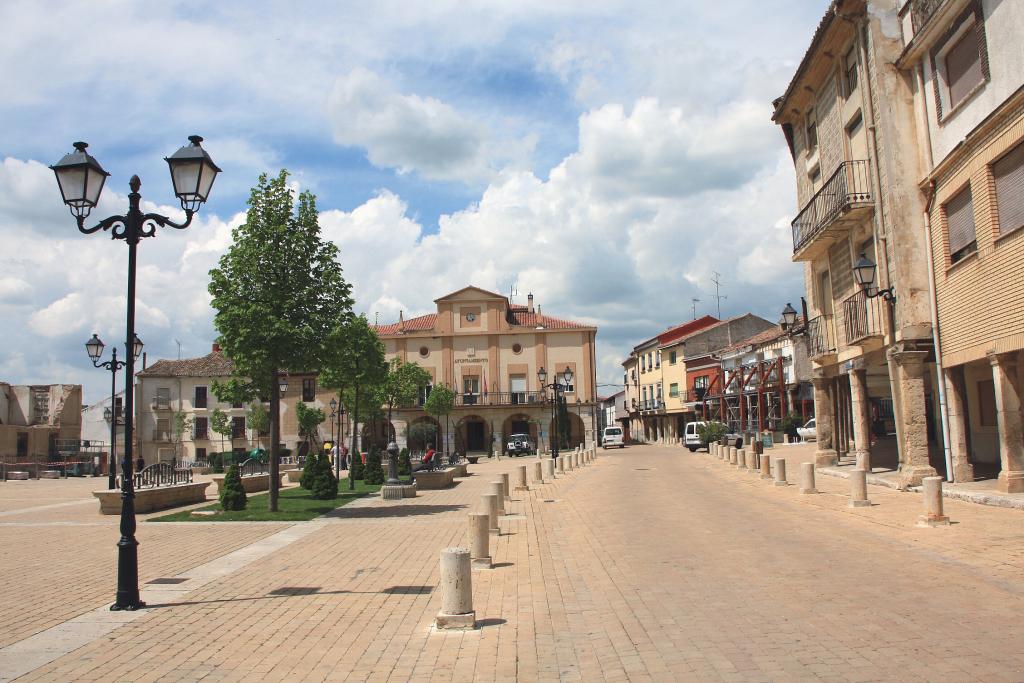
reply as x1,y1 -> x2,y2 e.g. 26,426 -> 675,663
508,282 -> 518,303
710,271 -> 727,319
690,298 -> 700,320
374,311 -> 379,327
174,339 -> 182,360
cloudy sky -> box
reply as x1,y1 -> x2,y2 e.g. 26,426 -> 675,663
1,0 -> 824,404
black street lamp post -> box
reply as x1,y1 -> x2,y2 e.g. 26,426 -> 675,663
86,333 -> 142,489
330,397 -> 346,478
853,253 -> 897,336
52,137 -> 219,612
538,366 -> 573,460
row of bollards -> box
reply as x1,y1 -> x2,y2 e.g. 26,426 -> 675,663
706,440 -> 950,522
439,442 -> 601,629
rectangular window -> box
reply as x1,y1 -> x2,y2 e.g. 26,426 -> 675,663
669,383 -> 679,398
655,351 -> 661,368
978,379 -> 997,427
509,375 -> 526,404
946,186 -> 977,263
194,386 -> 207,409
156,418 -> 170,440
844,47 -> 858,95
155,387 -> 170,409
194,417 -> 208,440
231,416 -> 246,439
195,447 -> 207,461
16,432 -> 28,457
994,143 -> 1024,235
669,351 -> 677,364
806,110 -> 818,151
302,378 -> 316,402
946,24 -> 984,110
418,383 -> 433,406
114,396 -> 124,421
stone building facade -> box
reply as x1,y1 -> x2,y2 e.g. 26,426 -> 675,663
0,382 -> 82,461
773,0 -> 944,486
897,0 -> 1024,491
372,286 -> 598,456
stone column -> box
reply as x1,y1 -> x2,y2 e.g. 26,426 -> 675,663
500,473 -> 511,501
943,366 -> 974,483
849,368 -> 873,472
773,459 -> 787,486
989,351 -> 1024,493
468,513 -> 491,569
545,458 -> 556,480
918,476 -> 950,526
435,548 -> 476,629
760,454 -> 771,480
489,482 -> 505,514
889,347 -> 937,488
533,461 -> 544,484
800,462 -> 818,494
811,375 -> 838,466
558,456 -> 565,474
849,470 -> 870,507
482,494 -> 500,532
515,465 -> 529,492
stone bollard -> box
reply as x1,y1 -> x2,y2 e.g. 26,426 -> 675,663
729,447 -> 738,465
500,473 -> 511,501
515,465 -> 529,492
737,448 -> 746,469
558,456 -> 565,474
533,460 -> 544,484
575,452 -> 581,468
773,458 -> 787,486
760,454 -> 772,480
918,476 -> 950,527
800,462 -> 818,494
482,493 -> 500,532
849,470 -> 870,507
435,548 -> 476,629
489,482 -> 506,514
546,458 -> 556,480
468,513 -> 491,570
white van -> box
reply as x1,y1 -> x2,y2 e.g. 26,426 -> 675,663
602,426 -> 625,448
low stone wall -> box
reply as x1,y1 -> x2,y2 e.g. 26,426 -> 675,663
412,467 -> 456,489
93,482 -> 211,515
210,472 -> 286,495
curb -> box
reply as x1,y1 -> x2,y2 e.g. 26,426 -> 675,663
816,465 -> 1024,511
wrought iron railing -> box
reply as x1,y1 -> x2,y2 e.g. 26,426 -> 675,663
454,391 -> 547,407
238,457 -> 268,477
128,462 -> 193,489
806,315 -> 836,358
791,160 -> 873,253
841,290 -> 885,344
911,0 -> 946,32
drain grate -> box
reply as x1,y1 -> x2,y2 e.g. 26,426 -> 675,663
147,577 -> 188,585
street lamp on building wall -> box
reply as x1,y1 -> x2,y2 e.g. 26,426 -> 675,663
87,333 -> 142,490
53,137 -> 219,612
853,253 -> 896,303
538,365 -> 573,460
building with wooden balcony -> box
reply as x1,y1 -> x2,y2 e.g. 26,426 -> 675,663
0,382 -> 82,463
373,287 -> 598,456
897,0 -> 1024,491
773,0 -> 943,486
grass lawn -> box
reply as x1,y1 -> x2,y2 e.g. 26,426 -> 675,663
149,481 -> 381,522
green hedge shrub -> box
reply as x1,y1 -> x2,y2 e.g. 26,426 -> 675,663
219,464 -> 247,511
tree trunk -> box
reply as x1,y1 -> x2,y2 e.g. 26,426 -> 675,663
269,368 -> 280,512
349,385 -> 359,491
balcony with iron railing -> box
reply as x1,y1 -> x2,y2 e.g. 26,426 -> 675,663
841,289 -> 886,346
791,160 -> 873,260
454,391 -> 548,407
806,314 -> 837,359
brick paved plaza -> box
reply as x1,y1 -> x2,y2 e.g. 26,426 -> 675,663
1,444 -> 1023,682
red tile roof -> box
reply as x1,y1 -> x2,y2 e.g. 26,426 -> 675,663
137,350 -> 234,378
717,319 -> 801,356
508,311 -> 590,330
373,313 -> 438,335
657,315 -> 721,345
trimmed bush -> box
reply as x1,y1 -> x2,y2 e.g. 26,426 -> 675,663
219,464 -> 248,511
364,447 -> 385,485
696,422 -> 728,447
398,447 -> 411,476
310,452 -> 338,500
300,451 -> 318,489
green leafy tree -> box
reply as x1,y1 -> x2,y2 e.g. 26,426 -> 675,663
247,402 -> 270,450
406,421 -> 437,453
697,422 -> 728,448
210,408 -> 232,466
557,395 -> 571,449
381,358 -> 431,433
209,169 -> 354,511
220,463 -> 248,511
172,409 -> 193,463
423,385 -> 455,459
398,447 -> 411,476
319,315 -> 387,490
296,401 -> 326,456
364,446 -> 385,485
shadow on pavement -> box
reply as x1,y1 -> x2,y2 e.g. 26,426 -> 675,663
324,504 -> 468,519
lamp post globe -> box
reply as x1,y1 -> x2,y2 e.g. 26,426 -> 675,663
104,406 -> 112,422
164,136 -> 221,212
132,334 -> 144,361
781,303 -> 798,329
563,366 -> 573,386
537,366 -> 547,385
853,253 -> 877,289
85,333 -> 105,361
50,142 -> 109,219
279,377 -> 289,396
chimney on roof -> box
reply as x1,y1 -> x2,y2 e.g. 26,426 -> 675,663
528,293 -> 534,314
399,310 -> 406,333
212,342 -> 220,353
142,352 -> 147,370
537,304 -> 542,318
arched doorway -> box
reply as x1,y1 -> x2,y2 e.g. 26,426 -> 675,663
501,413 -> 537,453
549,412 -> 585,451
406,416 -> 441,455
455,415 -> 490,455
361,418 -> 395,452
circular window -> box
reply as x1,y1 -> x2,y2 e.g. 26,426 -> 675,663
419,346 -> 429,358
512,343 -> 522,354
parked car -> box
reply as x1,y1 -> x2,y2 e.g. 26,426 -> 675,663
602,426 -> 625,448
506,433 -> 535,456
797,418 -> 817,442
684,421 -> 744,452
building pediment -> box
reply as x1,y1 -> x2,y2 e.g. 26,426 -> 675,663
434,286 -> 508,305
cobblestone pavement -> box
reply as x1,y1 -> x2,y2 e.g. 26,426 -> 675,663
5,446 -> 1024,681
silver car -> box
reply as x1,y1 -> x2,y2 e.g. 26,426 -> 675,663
797,418 -> 817,442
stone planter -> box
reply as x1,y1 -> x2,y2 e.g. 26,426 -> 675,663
210,472 -> 286,495
94,482 -> 211,515
412,467 -> 456,489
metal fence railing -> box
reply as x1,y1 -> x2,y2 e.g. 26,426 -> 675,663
127,462 -> 193,489
791,160 -> 872,253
